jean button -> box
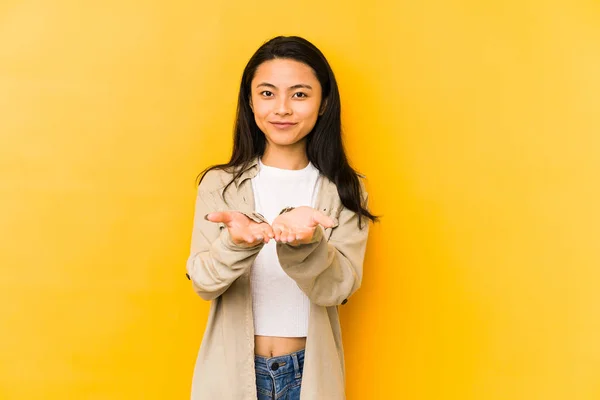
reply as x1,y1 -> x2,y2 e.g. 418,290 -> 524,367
270,362 -> 279,371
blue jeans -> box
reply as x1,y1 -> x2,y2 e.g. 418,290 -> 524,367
255,349 -> 305,400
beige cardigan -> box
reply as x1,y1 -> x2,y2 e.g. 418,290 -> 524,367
186,158 -> 370,399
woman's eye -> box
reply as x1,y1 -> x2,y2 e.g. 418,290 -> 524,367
293,92 -> 307,98
260,91 -> 273,97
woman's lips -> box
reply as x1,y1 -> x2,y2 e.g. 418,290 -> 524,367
270,122 -> 297,129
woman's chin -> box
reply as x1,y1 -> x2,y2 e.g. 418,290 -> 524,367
265,131 -> 309,147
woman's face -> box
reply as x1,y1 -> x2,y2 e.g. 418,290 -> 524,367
250,58 -> 323,148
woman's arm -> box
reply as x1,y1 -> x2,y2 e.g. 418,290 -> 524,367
186,174 -> 265,301
276,192 -> 370,307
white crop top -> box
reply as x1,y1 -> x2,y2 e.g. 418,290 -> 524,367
250,158 -> 320,337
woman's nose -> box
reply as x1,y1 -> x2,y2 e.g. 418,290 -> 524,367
274,98 -> 292,116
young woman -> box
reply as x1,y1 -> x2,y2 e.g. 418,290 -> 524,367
186,35 -> 376,400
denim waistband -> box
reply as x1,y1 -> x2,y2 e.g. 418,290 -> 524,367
254,349 -> 305,378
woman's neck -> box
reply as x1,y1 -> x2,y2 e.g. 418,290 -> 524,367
261,142 -> 309,170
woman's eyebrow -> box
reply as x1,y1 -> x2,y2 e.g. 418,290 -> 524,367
289,84 -> 312,90
256,82 -> 276,89
256,82 -> 313,90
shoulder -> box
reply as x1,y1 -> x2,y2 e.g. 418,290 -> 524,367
198,168 -> 234,194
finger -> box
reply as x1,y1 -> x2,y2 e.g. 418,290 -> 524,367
263,224 -> 275,239
312,211 -> 335,229
262,225 -> 274,243
230,232 -> 253,246
294,229 -> 311,243
279,226 -> 290,243
262,231 -> 270,244
288,227 -> 309,246
273,225 -> 284,242
286,228 -> 296,243
205,211 -> 233,225
250,237 -> 262,245
242,230 -> 257,243
254,223 -> 274,239
250,226 -> 267,244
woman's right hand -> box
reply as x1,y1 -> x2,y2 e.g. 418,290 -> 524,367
205,211 -> 274,247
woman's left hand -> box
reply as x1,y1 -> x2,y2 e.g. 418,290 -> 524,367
272,206 -> 335,246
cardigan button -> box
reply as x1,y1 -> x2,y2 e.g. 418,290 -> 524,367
270,362 -> 279,371
341,299 -> 348,305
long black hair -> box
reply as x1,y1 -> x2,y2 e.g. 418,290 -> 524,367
198,35 -> 378,226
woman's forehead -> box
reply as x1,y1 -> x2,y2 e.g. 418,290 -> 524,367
252,59 -> 319,87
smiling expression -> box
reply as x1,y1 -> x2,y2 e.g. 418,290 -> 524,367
250,58 -> 324,148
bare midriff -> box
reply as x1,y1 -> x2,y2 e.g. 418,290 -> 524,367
254,336 -> 306,357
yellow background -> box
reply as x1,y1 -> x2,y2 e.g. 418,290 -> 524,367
1,0 -> 599,399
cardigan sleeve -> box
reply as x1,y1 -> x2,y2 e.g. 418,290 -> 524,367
186,171 -> 264,301
276,185 -> 370,307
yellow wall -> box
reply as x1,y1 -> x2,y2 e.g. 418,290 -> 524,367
1,0 -> 599,398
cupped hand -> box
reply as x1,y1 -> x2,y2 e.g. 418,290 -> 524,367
271,206 -> 335,246
205,211 -> 274,247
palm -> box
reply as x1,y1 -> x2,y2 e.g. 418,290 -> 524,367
272,206 -> 334,245
206,211 -> 273,247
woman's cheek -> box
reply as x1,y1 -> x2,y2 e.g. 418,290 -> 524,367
296,101 -> 320,117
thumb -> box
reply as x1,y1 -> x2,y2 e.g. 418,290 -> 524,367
205,211 -> 234,225
311,211 -> 335,229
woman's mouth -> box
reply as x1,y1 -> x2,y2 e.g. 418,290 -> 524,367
270,122 -> 298,130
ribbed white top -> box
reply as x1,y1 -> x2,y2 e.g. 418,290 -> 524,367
250,158 -> 320,337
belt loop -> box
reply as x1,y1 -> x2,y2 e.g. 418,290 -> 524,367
291,351 -> 301,379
